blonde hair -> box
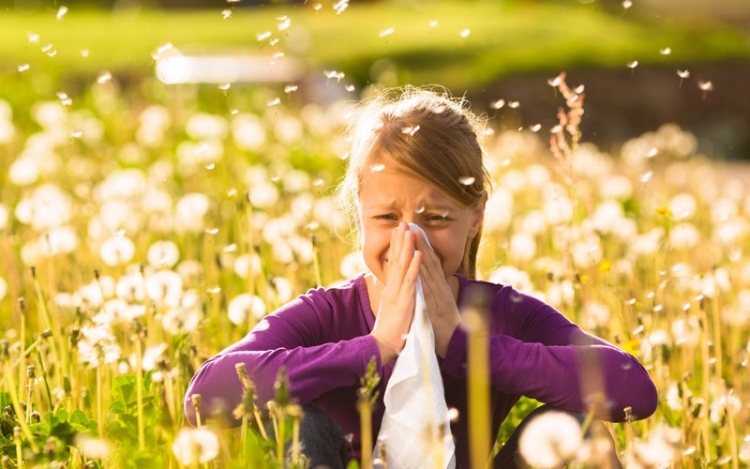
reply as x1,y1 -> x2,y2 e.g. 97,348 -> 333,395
337,87 -> 490,279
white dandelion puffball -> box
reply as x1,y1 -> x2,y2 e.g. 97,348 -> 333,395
172,427 -> 220,466
228,293 -> 267,325
519,410 -> 583,468
509,232 -> 536,262
147,240 -> 181,268
99,236 -> 135,266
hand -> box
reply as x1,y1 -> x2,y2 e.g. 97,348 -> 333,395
414,231 -> 462,357
370,223 -> 423,364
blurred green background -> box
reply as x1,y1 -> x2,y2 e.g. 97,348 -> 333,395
1,0 -> 749,158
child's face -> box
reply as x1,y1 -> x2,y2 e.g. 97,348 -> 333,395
357,158 -> 485,284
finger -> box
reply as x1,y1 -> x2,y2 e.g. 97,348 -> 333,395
388,222 -> 405,271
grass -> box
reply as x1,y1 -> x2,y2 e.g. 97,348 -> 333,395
0,0 -> 748,93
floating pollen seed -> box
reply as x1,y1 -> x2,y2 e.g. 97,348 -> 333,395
267,97 -> 281,106
28,32 -> 40,43
508,101 -> 520,109
379,27 -> 395,38
257,31 -> 272,41
206,286 -> 222,294
313,3 -> 322,11
269,38 -> 279,46
345,84 -> 356,92
429,20 -> 438,27
284,84 -> 298,93
416,206 -> 425,214
96,71 -> 112,84
530,124 -> 542,132
551,124 -> 562,134
646,147 -> 658,158
677,69 -> 690,79
627,60 -> 639,70
622,0 -> 632,8
71,130 -> 83,138
660,47 -> 672,55
218,83 -> 231,91
573,84 -> 585,94
459,176 -> 475,185
402,125 -> 420,136
333,0 -> 349,15
698,80 -> 713,91
370,163 -> 386,172
56,6 -> 68,20
272,52 -> 285,59
547,75 -> 562,87
459,29 -> 471,38
18,64 -> 30,72
490,99 -> 505,109
277,15 -> 291,31
57,92 -> 72,106
221,9 -> 232,19
205,227 -> 219,235
324,70 -> 345,83
640,171 -> 653,183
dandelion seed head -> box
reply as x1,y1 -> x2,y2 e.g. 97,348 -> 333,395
677,69 -> 690,79
172,428 -> 220,466
228,293 -> 267,325
75,435 -> 112,460
519,411 -> 582,468
147,240 -> 180,268
100,236 -> 135,266
627,61 -> 639,69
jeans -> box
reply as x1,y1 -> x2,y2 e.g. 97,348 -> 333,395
276,404 -> 623,469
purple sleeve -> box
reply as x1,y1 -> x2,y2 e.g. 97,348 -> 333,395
442,284 -> 657,422
184,290 -> 382,427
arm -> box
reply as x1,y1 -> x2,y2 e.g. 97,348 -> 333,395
184,292 -> 382,426
442,285 -> 657,422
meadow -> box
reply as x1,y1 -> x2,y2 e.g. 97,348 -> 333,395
2,1 -> 750,468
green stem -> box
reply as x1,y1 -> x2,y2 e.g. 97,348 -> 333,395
135,337 -> 145,450
4,358 -> 40,453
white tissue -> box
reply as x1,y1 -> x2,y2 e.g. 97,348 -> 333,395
375,223 -> 456,468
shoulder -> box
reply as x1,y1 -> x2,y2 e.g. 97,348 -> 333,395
458,275 -> 572,339
272,274 -> 368,319
458,275 -> 545,311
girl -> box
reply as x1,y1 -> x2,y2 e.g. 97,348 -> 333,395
185,88 -> 657,468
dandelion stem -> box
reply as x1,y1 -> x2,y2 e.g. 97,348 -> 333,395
33,351 -> 54,412
4,357 -> 40,452
97,365 -> 104,439
135,331 -> 146,450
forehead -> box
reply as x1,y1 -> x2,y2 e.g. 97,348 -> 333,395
358,164 -> 458,208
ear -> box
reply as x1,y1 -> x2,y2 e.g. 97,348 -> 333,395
468,191 -> 487,238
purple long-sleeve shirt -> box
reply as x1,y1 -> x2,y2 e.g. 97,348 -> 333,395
185,274 -> 657,468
